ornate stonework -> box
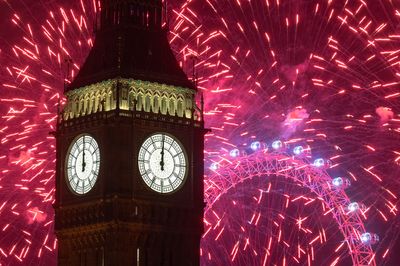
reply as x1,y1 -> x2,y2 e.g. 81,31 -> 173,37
63,79 -> 201,121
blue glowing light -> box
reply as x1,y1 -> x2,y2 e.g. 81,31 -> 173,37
347,202 -> 360,212
361,233 -> 372,244
313,158 -> 325,167
332,177 -> 351,189
360,233 -> 379,245
332,177 -> 344,187
229,149 -> 240,157
272,140 -> 283,150
293,146 -> 304,155
250,141 -> 261,151
210,162 -> 219,171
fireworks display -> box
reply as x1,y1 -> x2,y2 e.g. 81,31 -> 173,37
1,0 -> 400,265
0,1 -> 93,264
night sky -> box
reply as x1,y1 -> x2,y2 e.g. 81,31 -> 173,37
1,0 -> 400,265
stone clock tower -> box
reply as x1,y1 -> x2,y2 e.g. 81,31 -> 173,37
54,1 -> 205,265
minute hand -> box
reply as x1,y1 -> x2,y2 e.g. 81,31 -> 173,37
160,135 -> 165,171
82,137 -> 86,172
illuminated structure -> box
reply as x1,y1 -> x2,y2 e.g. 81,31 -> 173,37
205,144 -> 376,265
54,0 -> 205,265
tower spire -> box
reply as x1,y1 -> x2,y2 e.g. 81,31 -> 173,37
98,0 -> 163,32
68,0 -> 194,91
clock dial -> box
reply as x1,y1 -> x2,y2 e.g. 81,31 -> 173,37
138,133 -> 187,194
66,134 -> 100,195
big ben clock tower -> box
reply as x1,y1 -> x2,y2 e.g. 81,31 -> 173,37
54,1 -> 205,265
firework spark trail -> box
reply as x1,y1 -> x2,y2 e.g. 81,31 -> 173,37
0,0 -> 400,265
169,0 -> 400,264
0,1 -> 93,264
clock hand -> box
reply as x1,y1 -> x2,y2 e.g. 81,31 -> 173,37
160,134 -> 165,171
82,136 -> 86,172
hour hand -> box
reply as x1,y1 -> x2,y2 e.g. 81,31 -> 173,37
160,153 -> 164,171
82,150 -> 86,172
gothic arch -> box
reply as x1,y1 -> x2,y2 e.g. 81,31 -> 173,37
153,93 -> 160,113
176,98 -> 184,117
136,92 -> 144,111
168,94 -> 177,116
128,90 -> 136,111
160,96 -> 168,115
144,94 -> 152,112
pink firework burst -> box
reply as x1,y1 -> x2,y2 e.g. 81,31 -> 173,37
0,0 -> 93,264
169,0 -> 400,263
0,0 -> 400,265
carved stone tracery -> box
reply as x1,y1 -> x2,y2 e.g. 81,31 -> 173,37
63,79 -> 200,122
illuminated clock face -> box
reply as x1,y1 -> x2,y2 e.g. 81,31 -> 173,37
138,133 -> 187,194
66,134 -> 100,195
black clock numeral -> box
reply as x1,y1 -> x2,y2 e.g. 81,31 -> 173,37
152,141 -> 158,150
74,180 -> 80,191
168,178 -> 174,189
168,140 -> 175,151
172,172 -> 182,181
92,147 -> 98,155
173,152 -> 182,158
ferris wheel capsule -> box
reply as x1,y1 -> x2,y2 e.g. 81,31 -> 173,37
250,141 -> 261,151
313,158 -> 324,167
347,202 -> 360,212
332,177 -> 351,189
229,149 -> 240,158
210,162 -> 219,171
347,202 -> 366,213
360,232 -> 379,245
312,158 -> 331,168
293,146 -> 304,156
271,140 -> 284,151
